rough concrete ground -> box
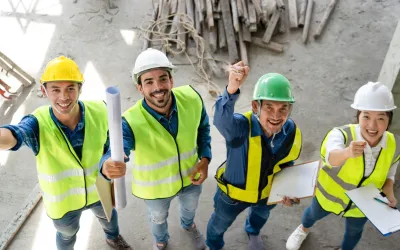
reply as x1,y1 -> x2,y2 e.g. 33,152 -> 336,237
1,0 -> 400,249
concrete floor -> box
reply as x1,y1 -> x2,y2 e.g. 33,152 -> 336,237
1,0 -> 400,249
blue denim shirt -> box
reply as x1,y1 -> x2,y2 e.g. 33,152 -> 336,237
99,91 -> 212,174
1,101 -> 109,159
213,88 -> 296,187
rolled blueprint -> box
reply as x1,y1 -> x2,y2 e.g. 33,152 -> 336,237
106,86 -> 127,209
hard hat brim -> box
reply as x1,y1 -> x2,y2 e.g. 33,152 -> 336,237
350,104 -> 397,111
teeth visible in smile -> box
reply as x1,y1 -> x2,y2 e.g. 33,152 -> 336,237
268,120 -> 280,125
153,93 -> 165,97
58,103 -> 70,107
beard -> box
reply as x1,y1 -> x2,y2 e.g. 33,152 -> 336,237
145,89 -> 171,109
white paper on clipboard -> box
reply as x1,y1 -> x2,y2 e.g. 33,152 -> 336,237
267,160 -> 320,205
346,184 -> 400,236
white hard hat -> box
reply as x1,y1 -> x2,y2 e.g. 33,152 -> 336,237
351,81 -> 397,111
132,48 -> 175,83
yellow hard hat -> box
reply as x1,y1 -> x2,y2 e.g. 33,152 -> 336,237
40,56 -> 84,84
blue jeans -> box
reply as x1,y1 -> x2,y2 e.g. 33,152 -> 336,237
144,184 -> 202,244
206,187 -> 276,250
302,197 -> 368,250
52,201 -> 119,250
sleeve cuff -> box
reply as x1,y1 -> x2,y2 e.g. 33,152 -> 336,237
99,154 -> 111,182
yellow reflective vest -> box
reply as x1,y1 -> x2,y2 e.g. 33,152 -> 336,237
33,101 -> 108,219
216,111 -> 302,203
316,124 -> 400,217
123,85 -> 203,199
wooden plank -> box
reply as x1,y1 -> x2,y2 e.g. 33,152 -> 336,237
198,23 -> 224,77
242,22 -> 252,42
279,9 -> 286,33
241,0 -> 249,26
238,22 -> 249,65
250,23 -> 257,32
237,0 -> 244,18
143,3 -> 159,50
314,0 -> 338,39
177,0 -> 187,50
195,0 -> 204,23
0,184 -> 42,250
218,18 -> 227,49
251,0 -> 262,16
159,0 -> 170,33
248,2 -> 257,26
298,0 -> 308,27
206,0 -> 214,27
260,0 -> 268,25
302,0 -> 313,43
221,0 -> 239,63
231,0 -> 240,32
195,3 -> 202,34
262,10 -> 280,43
209,25 -> 218,52
288,0 -> 298,28
170,0 -> 178,14
200,0 -> 206,13
169,5 -> 180,39
186,0 -> 195,25
252,37 -> 284,53
276,0 -> 285,10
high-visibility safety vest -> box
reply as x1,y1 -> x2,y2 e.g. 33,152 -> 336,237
33,101 -> 108,219
215,111 -> 302,203
316,124 -> 400,218
123,85 -> 203,199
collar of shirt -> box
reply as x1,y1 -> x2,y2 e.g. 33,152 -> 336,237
142,92 -> 177,120
355,124 -> 387,149
250,113 -> 288,138
49,101 -> 85,132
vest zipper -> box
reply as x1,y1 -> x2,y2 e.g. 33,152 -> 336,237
55,125 -> 88,208
166,120 -> 184,189
173,139 -> 184,189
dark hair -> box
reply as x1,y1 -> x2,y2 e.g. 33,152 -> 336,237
356,110 -> 393,130
137,69 -> 172,85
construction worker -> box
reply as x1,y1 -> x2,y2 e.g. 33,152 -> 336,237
0,56 -> 132,250
100,48 -> 212,250
286,81 -> 399,250
206,62 -> 303,250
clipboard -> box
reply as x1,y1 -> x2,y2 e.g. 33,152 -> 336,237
346,184 -> 400,236
267,160 -> 321,205
95,175 -> 115,222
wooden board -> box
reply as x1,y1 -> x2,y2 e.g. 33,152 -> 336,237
288,0 -> 298,28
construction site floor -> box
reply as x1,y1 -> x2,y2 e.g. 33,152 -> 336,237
1,0 -> 400,249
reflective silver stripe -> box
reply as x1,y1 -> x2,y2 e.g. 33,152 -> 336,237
321,165 -> 358,191
133,148 -> 197,171
38,164 -> 98,182
334,125 -> 352,147
132,164 -> 197,187
394,135 -> 400,163
317,182 -> 350,209
42,184 -> 97,203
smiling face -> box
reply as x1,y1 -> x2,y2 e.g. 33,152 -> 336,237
357,110 -> 391,147
252,100 -> 291,137
41,81 -> 81,115
137,68 -> 173,113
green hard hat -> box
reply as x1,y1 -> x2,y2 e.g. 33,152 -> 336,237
252,73 -> 295,103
